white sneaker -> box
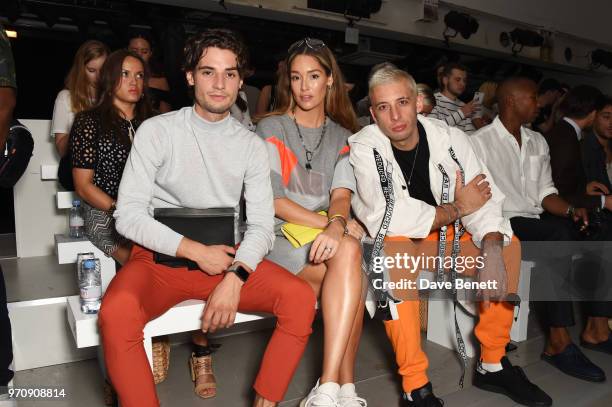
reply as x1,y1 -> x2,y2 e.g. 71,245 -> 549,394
299,379 -> 340,407
338,383 -> 367,407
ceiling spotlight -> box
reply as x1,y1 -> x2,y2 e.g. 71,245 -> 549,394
443,11 -> 478,43
591,49 -> 612,69
509,28 -> 544,55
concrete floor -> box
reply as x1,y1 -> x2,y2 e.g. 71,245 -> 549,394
12,316 -> 612,407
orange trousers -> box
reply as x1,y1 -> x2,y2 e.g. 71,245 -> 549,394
381,229 -> 521,393
98,245 -> 316,407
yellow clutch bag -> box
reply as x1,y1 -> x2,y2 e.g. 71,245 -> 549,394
281,211 -> 327,248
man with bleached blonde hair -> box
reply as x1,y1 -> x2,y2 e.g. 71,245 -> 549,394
349,64 -> 551,407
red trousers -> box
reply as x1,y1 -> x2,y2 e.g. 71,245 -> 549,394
98,245 -> 316,407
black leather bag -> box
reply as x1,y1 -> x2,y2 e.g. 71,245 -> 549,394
153,207 -> 236,269
0,119 -> 34,188
57,151 -> 74,191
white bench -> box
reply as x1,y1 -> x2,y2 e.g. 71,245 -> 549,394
66,296 -> 269,366
59,233 -> 271,368
11,120 -> 272,373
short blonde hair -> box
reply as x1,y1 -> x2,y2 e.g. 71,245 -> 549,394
368,64 -> 417,97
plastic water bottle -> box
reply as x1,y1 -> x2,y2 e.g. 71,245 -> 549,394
76,252 -> 95,282
79,258 -> 101,314
69,199 -> 84,238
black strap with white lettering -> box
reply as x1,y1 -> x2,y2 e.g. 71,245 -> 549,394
437,147 -> 471,388
448,147 -> 467,295
364,148 -> 400,305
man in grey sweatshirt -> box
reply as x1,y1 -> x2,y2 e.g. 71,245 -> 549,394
98,29 -> 316,407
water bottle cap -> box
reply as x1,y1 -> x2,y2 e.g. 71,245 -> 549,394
83,259 -> 96,269
73,199 -> 81,206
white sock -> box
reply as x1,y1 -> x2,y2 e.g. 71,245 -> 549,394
316,380 -> 340,395
480,361 -> 503,373
339,383 -> 356,397
404,392 -> 413,402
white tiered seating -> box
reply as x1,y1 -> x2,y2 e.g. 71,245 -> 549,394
66,296 -> 268,366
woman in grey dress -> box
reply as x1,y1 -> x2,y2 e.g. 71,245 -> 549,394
256,38 -> 367,407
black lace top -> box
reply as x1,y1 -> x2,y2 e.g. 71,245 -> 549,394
70,110 -> 142,199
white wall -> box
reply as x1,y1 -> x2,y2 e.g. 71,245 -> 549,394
13,120 -> 68,258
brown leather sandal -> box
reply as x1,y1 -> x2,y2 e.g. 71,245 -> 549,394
189,350 -> 217,399
152,336 -> 171,385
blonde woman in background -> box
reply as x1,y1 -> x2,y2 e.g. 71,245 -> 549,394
416,83 -> 436,116
51,40 -> 109,190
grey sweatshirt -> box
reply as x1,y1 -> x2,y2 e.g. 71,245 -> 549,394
114,106 -> 275,271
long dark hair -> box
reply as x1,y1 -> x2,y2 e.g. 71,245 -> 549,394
264,39 -> 359,133
94,50 -> 153,144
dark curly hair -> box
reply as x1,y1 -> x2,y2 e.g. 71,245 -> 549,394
183,29 -> 248,78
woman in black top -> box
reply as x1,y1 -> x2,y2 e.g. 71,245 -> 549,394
128,31 -> 172,114
71,49 -> 152,264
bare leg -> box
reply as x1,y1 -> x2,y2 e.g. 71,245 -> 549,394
545,327 -> 573,355
253,394 -> 277,407
582,317 -> 612,344
297,263 -> 327,297
338,274 -> 367,385
299,237 -> 363,384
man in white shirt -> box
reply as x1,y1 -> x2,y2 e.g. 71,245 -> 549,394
429,63 -> 478,134
471,77 -> 612,385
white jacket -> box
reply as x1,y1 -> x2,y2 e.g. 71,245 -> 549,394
349,116 -> 512,247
